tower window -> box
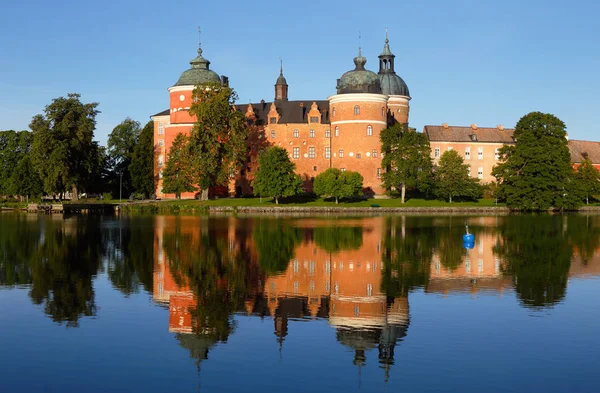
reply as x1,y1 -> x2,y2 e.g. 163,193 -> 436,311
293,147 -> 300,159
366,125 -> 373,136
308,146 -> 315,158
158,122 -> 164,135
354,105 -> 360,115
339,149 -> 344,158
309,129 -> 315,138
332,108 -> 336,117
310,116 -> 319,123
335,126 -> 339,137
158,139 -> 164,147
269,117 -> 277,124
293,129 -> 299,138
381,107 -> 385,117
325,129 -> 331,138
356,153 -> 361,159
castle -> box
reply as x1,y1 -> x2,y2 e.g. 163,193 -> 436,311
152,33 -> 600,199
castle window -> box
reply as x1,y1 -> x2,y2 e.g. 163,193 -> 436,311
367,284 -> 373,297
354,105 -> 360,115
478,147 -> 484,159
313,166 -> 317,171
465,146 -> 471,160
158,155 -> 164,168
382,107 -> 385,117
308,146 -> 315,158
335,127 -> 339,137
158,139 -> 164,147
366,125 -> 373,136
309,129 -> 315,138
325,147 -> 331,159
332,108 -> 336,117
372,149 -> 377,158
377,168 -> 381,179
271,130 -> 276,138
158,122 -> 164,135
340,168 -> 346,172
434,146 -> 440,158
293,147 -> 300,159
325,129 -> 331,138
478,167 -> 484,179
356,153 -> 361,159
339,149 -> 344,158
293,129 -> 299,138
269,117 -> 277,124
310,116 -> 319,123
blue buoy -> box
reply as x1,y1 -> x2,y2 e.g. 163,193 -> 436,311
463,223 -> 475,248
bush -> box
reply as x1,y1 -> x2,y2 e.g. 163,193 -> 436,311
102,192 -> 113,201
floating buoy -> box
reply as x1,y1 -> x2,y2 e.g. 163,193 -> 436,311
463,222 -> 475,248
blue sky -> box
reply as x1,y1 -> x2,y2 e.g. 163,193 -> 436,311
1,0 -> 598,145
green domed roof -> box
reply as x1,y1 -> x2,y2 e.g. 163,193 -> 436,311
379,73 -> 410,97
173,47 -> 221,87
336,49 -> 382,94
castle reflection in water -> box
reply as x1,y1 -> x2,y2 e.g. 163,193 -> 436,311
151,215 -> 600,374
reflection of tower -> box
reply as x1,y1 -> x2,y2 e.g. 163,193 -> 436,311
274,315 -> 288,355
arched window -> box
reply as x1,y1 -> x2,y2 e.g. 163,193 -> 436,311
332,108 -> 336,117
354,105 -> 360,115
335,126 -> 339,137
367,125 -> 373,136
381,107 -> 385,117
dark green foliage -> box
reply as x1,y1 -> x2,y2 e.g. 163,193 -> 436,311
314,225 -> 363,253
30,93 -> 100,199
313,168 -> 364,204
129,120 -> 156,198
494,215 -> 572,309
9,154 -> 43,198
492,112 -> 578,211
381,124 -> 433,202
0,130 -> 42,198
107,118 -> 141,197
252,146 -> 303,204
575,158 -> 600,205
161,133 -> 196,199
188,83 -> 249,199
253,219 -> 303,274
434,150 -> 482,202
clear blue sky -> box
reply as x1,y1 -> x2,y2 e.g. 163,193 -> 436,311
1,0 -> 598,145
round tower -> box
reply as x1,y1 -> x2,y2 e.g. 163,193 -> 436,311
378,30 -> 410,124
329,47 -> 388,195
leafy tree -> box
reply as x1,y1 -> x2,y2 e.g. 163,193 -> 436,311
107,118 -> 141,197
313,168 -> 364,203
434,150 -> 482,202
381,124 -> 433,202
253,219 -> 303,274
575,157 -> 600,205
130,120 -> 155,198
8,154 -> 43,199
252,146 -> 303,204
188,83 -> 249,200
30,93 -> 99,200
492,112 -> 576,211
0,130 -> 38,197
161,133 -> 196,199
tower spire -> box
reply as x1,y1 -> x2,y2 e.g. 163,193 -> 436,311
280,57 -> 283,75
358,31 -> 362,57
197,26 -> 202,52
275,57 -> 288,101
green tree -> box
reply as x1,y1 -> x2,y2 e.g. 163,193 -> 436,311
188,83 -> 249,200
313,168 -> 364,203
8,154 -> 43,199
107,118 -> 141,197
0,130 -> 38,197
434,150 -> 482,202
252,146 -> 303,204
492,112 -> 576,211
161,133 -> 196,199
129,120 -> 155,198
575,157 -> 600,205
381,124 -> 433,202
30,93 -> 99,200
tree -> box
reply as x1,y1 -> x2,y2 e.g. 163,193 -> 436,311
492,112 -> 576,211
381,124 -> 433,202
8,154 -> 43,199
161,133 -> 196,199
130,120 -> 155,198
434,150 -> 482,202
575,157 -> 600,205
30,93 -> 99,200
313,168 -> 364,204
107,118 -> 141,197
252,146 -> 303,204
188,83 -> 249,200
0,130 -> 37,197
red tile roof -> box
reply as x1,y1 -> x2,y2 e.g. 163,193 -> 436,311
424,125 -> 515,143
568,139 -> 600,164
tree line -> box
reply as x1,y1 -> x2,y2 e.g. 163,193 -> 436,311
0,93 -> 155,202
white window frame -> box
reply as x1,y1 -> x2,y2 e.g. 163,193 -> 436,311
465,146 -> 471,160
366,125 -> 373,136
308,146 -> 315,159
478,147 -> 483,159
293,147 -> 300,159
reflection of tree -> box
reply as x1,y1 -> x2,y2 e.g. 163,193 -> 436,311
495,215 -> 572,309
253,218 -> 302,275
314,225 -> 363,254
106,217 -> 154,295
434,217 -> 470,271
27,217 -> 104,327
0,216 -> 39,286
568,215 -> 600,264
381,216 -> 432,297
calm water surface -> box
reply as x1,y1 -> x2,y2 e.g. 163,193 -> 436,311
1,213 -> 600,393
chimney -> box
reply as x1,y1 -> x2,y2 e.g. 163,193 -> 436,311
442,123 -> 449,129
565,133 -> 569,141
471,124 -> 478,130
497,124 -> 504,130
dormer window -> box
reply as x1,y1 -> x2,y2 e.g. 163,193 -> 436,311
269,117 -> 277,124
310,116 -> 319,123
470,134 -> 478,142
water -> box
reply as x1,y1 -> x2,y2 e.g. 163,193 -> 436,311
1,213 -> 599,393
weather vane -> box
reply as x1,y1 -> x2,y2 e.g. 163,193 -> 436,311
280,56 -> 283,74
197,26 -> 201,48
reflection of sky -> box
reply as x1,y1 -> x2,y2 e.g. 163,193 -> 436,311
2,277 -> 600,393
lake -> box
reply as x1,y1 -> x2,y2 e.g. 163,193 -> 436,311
1,213 -> 599,393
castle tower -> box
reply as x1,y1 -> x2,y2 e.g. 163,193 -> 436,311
274,59 -> 288,101
378,30 -> 410,124
329,44 -> 388,195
